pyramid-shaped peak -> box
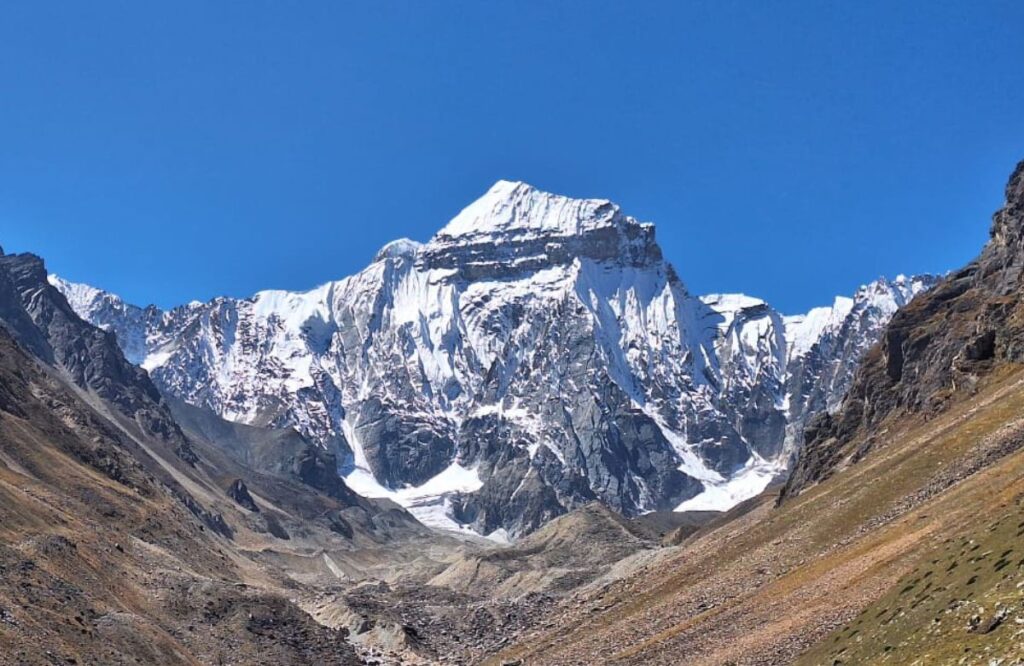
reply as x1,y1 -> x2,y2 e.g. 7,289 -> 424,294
434,179 -> 622,241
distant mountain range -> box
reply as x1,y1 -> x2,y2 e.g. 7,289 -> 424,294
52,180 -> 935,537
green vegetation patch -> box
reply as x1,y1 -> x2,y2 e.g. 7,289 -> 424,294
801,501 -> 1024,665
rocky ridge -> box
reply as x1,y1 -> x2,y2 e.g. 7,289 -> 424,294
784,159 -> 1024,499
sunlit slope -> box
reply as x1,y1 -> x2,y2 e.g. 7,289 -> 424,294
798,398 -> 1024,664
494,365 -> 1024,665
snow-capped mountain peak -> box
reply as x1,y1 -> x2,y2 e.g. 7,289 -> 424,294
853,274 -> 932,315
50,182 -> 939,538
48,274 -> 106,312
434,179 -> 621,241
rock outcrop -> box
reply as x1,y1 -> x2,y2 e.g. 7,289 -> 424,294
784,160 -> 1024,498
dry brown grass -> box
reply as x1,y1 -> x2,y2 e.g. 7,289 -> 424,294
493,366 -> 1024,665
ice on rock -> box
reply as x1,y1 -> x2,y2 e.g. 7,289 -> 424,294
374,238 -> 423,262
784,296 -> 854,361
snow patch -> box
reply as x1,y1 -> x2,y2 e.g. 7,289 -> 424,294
343,458 -> 494,539
674,458 -> 783,512
141,348 -> 174,372
393,461 -> 483,502
644,409 -> 723,484
374,238 -> 423,262
322,553 -> 346,579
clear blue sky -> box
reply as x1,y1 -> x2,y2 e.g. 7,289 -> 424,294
2,2 -> 1022,314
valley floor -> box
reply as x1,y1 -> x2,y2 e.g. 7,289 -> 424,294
7,362 -> 1024,665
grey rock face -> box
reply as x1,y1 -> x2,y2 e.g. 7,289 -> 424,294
165,396 -> 362,507
0,253 -> 199,465
782,160 -> 1024,500
228,479 -> 259,512
352,396 -> 456,488
51,181 -> 933,537
779,275 -> 937,464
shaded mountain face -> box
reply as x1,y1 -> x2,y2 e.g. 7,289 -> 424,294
52,181 -> 934,537
784,160 -> 1024,499
0,251 -> 206,468
0,254 -> 376,664
9,246 -> 438,534
0,324 -> 368,665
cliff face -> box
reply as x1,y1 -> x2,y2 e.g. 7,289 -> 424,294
784,160 -> 1024,498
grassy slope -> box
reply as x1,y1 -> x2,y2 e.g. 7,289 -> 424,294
494,365 -> 1024,665
800,502 -> 1024,665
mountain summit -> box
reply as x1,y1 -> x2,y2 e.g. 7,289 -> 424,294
436,180 -> 624,238
52,181 -> 935,537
